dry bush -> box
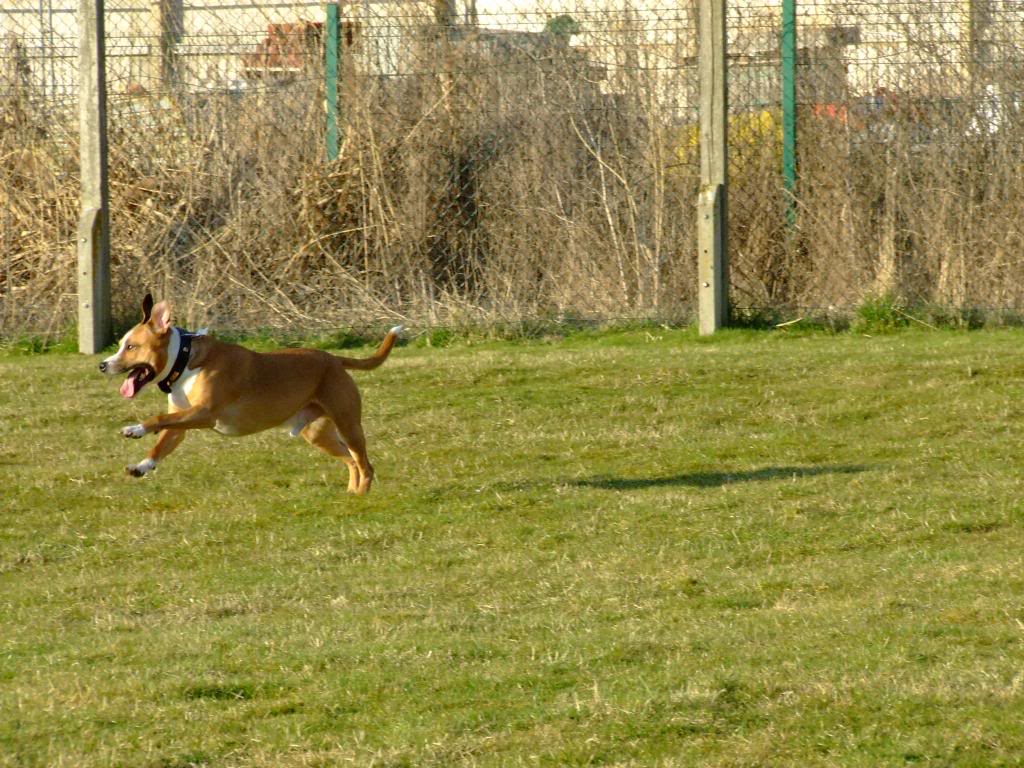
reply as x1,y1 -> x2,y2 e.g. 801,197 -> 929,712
5,3 -> 1024,339
790,84 -> 1024,318
728,0 -> 1024,321
1,18 -> 699,338
0,86 -> 79,337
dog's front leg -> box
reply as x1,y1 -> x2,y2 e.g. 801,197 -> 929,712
121,405 -> 215,439
126,428 -> 187,477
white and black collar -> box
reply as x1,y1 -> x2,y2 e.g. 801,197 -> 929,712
157,327 -> 196,393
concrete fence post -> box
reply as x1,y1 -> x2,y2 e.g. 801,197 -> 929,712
78,0 -> 112,353
697,0 -> 728,334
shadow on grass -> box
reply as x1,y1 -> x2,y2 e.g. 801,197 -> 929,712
574,464 -> 872,490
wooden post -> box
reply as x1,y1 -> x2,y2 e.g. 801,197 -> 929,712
434,0 -> 458,29
968,0 -> 992,91
78,0 -> 111,353
150,0 -> 181,89
697,0 -> 728,334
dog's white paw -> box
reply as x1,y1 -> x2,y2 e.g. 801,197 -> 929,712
125,458 -> 156,477
121,423 -> 146,439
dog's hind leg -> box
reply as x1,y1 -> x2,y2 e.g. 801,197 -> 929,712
314,371 -> 375,495
301,415 -> 361,493
332,420 -> 373,495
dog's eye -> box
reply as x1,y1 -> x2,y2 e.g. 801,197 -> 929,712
125,343 -> 135,351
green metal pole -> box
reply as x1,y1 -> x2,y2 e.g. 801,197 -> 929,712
325,3 -> 339,162
781,0 -> 796,226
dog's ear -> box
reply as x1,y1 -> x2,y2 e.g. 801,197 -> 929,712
150,300 -> 172,335
141,293 -> 154,322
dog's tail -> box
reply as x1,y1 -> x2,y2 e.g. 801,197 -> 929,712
336,326 -> 403,371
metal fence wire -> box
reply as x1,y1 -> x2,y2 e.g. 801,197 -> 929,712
1,1 -> 1023,335
726,0 -> 1024,321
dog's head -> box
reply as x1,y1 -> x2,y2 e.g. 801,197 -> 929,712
99,293 -> 174,398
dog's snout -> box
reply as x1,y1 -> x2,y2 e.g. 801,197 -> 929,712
99,360 -> 108,373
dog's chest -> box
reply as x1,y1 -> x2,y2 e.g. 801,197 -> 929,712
167,366 -> 199,410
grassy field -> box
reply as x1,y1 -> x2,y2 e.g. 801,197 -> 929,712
2,327 -> 1023,767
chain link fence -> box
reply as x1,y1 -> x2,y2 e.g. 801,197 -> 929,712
1,0 -> 700,335
726,0 -> 1024,322
2,1 -> 1023,337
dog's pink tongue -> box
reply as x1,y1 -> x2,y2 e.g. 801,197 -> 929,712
120,376 -> 137,399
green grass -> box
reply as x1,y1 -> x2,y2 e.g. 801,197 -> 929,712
2,327 -> 1024,767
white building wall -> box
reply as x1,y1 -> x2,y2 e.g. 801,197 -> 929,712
4,0 -> 1021,107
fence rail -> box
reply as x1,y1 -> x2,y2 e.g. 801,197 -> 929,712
2,0 -> 1024,337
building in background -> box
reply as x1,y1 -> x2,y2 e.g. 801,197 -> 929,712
2,1 -> 1021,120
